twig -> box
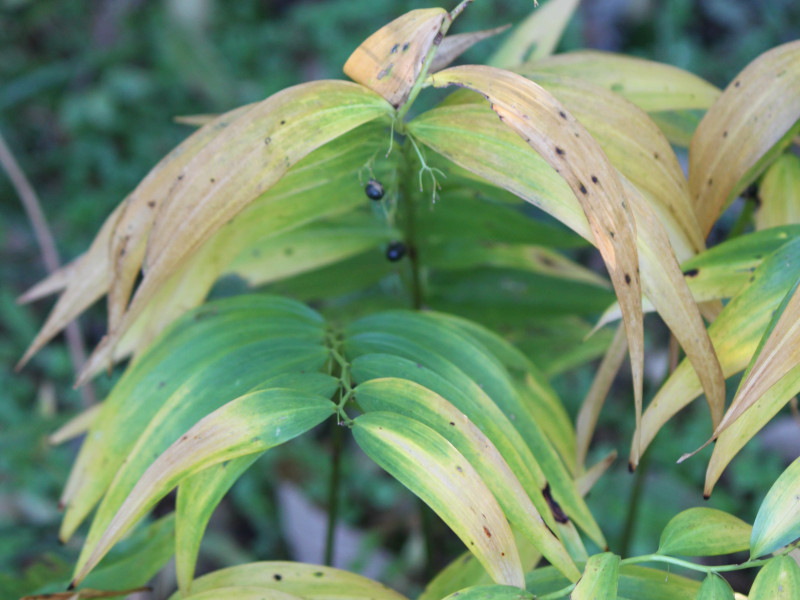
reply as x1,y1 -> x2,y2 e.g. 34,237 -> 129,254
0,130 -> 96,407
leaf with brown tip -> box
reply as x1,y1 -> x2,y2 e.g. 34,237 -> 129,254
690,41 -> 800,236
427,65 -> 643,457
343,8 -> 447,108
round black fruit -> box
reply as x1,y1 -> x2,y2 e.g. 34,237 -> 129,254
386,241 -> 406,262
365,178 -> 384,200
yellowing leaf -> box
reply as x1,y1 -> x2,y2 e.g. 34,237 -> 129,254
488,0 -> 581,68
71,390 -> 335,585
756,153 -> 800,230
353,412 -> 525,588
747,556 -> 800,600
751,457 -> 800,558
571,553 -> 619,600
427,65 -> 645,457
690,41 -> 800,236
658,508 -> 752,557
343,8 -> 447,108
521,51 -> 720,112
172,562 -> 411,600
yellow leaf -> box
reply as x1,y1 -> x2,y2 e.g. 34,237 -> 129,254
690,41 -> 800,236
427,65 -> 645,456
756,153 -> 800,230
343,8 -> 447,108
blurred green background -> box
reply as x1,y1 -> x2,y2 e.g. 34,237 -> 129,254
1,0 -> 799,598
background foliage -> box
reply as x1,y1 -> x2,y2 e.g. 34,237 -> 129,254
2,0 -> 800,598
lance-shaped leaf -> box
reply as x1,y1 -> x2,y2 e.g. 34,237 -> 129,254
431,25 -> 511,73
658,508 -> 752,557
441,586 -> 535,600
343,8 -> 447,108
706,361 -> 800,496
353,411 -> 525,587
176,588 -> 304,600
60,295 -> 327,540
680,226 -> 800,302
346,312 -> 604,547
633,237 -> 800,469
170,562 -> 410,600
520,51 -> 720,113
712,277 -> 800,440
756,154 -> 800,230
696,575 -> 735,600
488,0 -> 581,68
71,389 -> 336,586
83,81 -> 391,379
747,556 -> 800,600
571,553 -> 619,600
751,457 -> 800,558
690,41 -> 800,236
426,65 -> 644,456
354,377 -> 580,581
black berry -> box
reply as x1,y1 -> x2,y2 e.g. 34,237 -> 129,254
365,178 -> 384,200
386,241 -> 406,262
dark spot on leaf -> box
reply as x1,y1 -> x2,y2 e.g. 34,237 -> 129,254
555,146 -> 565,156
390,43 -> 399,54
707,177 -> 713,186
542,483 -> 569,523
723,130 -> 728,138
483,526 -> 492,538
314,571 -> 324,577
559,110 -> 567,119
158,381 -> 166,388
653,152 -> 659,160
609,230 -> 615,238
434,31 -> 443,45
210,177 -> 216,183
177,174 -> 184,181
734,80 -> 741,87
456,465 -> 463,472
280,120 -> 286,125
402,42 -> 410,52
625,273 -> 631,284
377,64 -> 394,80
274,574 -> 282,581
265,137 -> 271,145
591,175 -> 598,184
683,268 -> 699,277
449,421 -> 455,426
578,182 -> 587,195
628,462 -> 635,473
147,200 -> 156,208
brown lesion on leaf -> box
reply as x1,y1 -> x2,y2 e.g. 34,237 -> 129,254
434,31 -> 443,45
559,110 -> 567,119
625,273 -> 632,284
483,526 -> 492,538
591,175 -> 599,184
578,182 -> 587,195
390,43 -> 399,54
377,64 -> 394,80
683,268 -> 699,277
542,483 -> 569,523
402,42 -> 410,52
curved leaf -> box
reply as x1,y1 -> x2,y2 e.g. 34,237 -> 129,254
751,457 -> 800,558
78,81 -> 391,379
71,389 -> 336,585
441,585 -> 535,600
353,411 -> 525,587
432,25 -> 511,73
343,8 -> 447,108
571,552 -> 619,600
747,556 -> 800,600
756,153 -> 800,230
172,561 -> 410,600
488,0 -> 581,68
354,377 -> 579,581
520,51 -> 720,112
696,574 -> 735,600
426,67 -> 644,446
180,588 -> 305,600
658,508 -> 752,557
690,41 -> 800,235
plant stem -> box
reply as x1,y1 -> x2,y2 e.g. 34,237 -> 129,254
400,136 -> 424,310
0,130 -> 96,408
324,418 -> 344,566
620,553 -> 772,574
619,449 -> 650,556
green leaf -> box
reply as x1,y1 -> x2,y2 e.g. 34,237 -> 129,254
60,295 -> 328,541
747,556 -> 800,600
571,553 -> 619,600
488,0 -> 581,67
354,377 -> 579,581
695,574 -> 735,600
171,561 -> 410,600
648,109 -> 704,147
419,552 -> 495,600
757,153 -> 800,230
353,412 -> 525,587
72,388 -> 335,585
680,226 -> 800,302
751,457 -> 800,558
173,372 -> 343,593
658,508 -> 752,557
346,312 -> 604,548
441,585 -> 535,600
520,51 -> 720,113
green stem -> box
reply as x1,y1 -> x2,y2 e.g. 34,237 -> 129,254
400,136 -> 424,310
324,419 -> 344,566
618,449 -> 650,556
620,553 -> 772,574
